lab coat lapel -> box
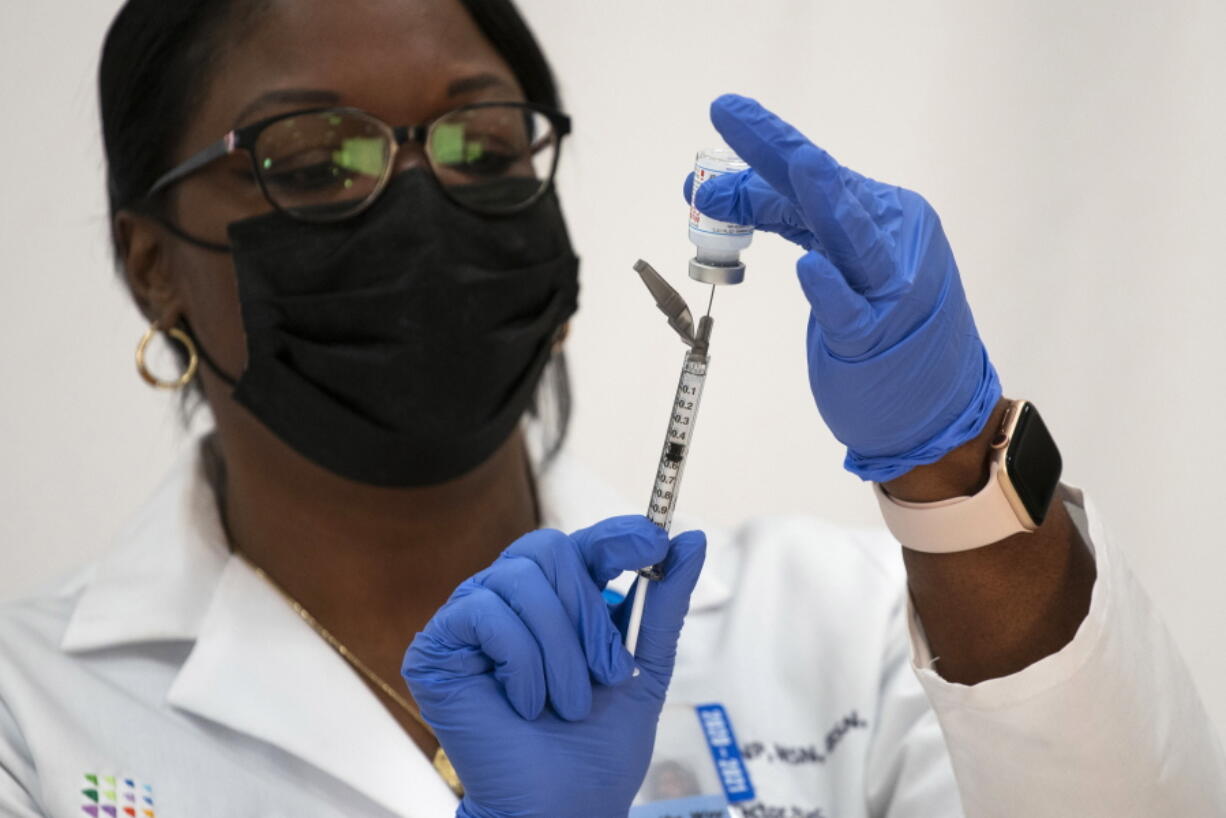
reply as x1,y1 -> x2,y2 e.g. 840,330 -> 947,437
60,447 -> 230,651
165,555 -> 458,817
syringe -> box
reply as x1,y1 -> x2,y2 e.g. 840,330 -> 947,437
624,260 -> 715,660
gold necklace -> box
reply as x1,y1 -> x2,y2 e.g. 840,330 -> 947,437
234,552 -> 464,797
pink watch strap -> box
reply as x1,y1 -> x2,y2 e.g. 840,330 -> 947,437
873,460 -> 1028,553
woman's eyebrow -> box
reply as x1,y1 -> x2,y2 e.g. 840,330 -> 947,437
231,75 -> 513,129
233,89 -> 342,127
446,73 -> 516,98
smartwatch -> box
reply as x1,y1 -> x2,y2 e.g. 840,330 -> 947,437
873,400 -> 1063,553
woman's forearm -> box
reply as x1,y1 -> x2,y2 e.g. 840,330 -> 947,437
885,398 -> 1098,685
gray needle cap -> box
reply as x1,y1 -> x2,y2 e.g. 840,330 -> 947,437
634,259 -> 696,345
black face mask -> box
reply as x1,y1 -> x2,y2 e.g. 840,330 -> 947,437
196,169 -> 580,487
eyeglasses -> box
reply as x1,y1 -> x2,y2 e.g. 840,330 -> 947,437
144,101 -> 572,222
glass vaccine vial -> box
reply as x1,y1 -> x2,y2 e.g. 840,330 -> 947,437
688,147 -> 753,285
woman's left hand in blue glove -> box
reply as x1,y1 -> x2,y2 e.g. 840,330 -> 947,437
685,94 -> 1002,482
402,515 -> 707,818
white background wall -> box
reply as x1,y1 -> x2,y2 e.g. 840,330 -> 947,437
2,0 -> 1223,738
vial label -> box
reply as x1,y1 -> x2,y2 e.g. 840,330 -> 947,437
690,161 -> 753,237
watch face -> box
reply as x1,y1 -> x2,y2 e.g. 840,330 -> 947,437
1005,403 -> 1063,526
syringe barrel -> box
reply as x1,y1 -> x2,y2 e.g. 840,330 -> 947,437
639,349 -> 709,580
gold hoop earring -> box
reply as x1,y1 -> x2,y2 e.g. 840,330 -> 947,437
136,324 -> 200,390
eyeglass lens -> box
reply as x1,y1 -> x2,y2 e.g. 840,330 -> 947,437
254,112 -> 391,221
428,105 -> 558,213
252,105 -> 559,220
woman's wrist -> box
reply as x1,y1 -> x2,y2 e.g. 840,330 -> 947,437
882,398 -> 1011,502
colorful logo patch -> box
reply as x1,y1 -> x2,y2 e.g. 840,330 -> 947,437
81,775 -> 153,818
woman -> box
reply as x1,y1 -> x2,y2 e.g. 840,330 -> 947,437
0,0 -> 1221,816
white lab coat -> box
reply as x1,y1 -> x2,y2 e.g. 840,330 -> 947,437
0,438 -> 1222,817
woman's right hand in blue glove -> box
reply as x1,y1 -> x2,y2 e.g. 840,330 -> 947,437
402,515 -> 706,818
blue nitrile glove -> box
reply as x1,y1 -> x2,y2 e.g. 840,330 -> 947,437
685,94 -> 1002,482
402,515 -> 707,818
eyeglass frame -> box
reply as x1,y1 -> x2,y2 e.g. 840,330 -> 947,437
141,100 -> 573,222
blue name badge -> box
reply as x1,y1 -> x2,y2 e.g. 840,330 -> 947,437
695,704 -> 755,803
